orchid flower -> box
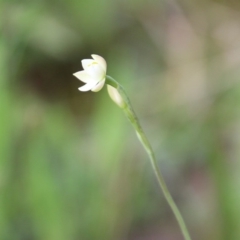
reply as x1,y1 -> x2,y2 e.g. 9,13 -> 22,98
73,54 -> 107,92
72,55 -> 192,240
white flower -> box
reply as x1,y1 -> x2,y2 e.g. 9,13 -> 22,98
107,85 -> 125,108
73,54 -> 107,92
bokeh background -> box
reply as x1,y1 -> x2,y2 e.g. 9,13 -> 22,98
1,0 -> 240,239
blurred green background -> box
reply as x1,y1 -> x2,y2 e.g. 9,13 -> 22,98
1,0 -> 240,239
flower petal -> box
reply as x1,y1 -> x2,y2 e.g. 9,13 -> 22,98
81,59 -> 95,71
78,81 -> 97,92
73,70 -> 93,83
86,64 -> 105,80
91,79 -> 105,92
91,54 -> 107,71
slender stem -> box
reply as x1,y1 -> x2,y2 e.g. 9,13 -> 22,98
106,75 -> 192,240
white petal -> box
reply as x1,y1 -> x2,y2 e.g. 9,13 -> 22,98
91,79 -> 105,92
81,59 -> 95,70
73,71 -> 93,83
78,81 -> 97,92
91,54 -> 107,71
86,64 -> 105,80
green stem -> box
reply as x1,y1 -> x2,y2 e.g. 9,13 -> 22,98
106,75 -> 192,240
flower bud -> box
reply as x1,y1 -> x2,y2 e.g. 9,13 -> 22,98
107,85 -> 125,108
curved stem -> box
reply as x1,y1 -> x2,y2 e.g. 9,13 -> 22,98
106,75 -> 192,240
